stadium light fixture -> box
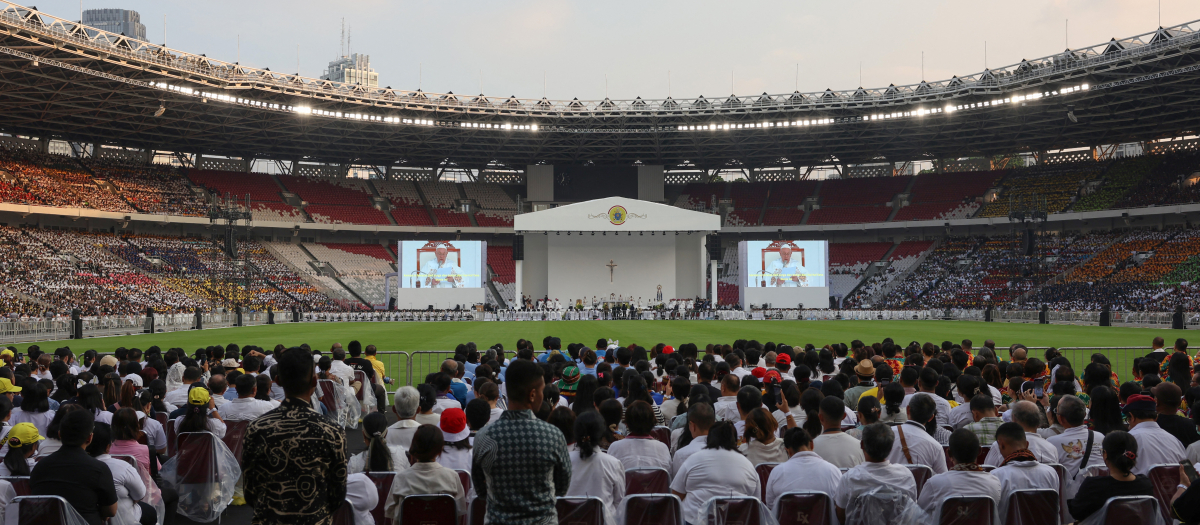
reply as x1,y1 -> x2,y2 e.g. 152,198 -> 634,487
154,104 -> 166,117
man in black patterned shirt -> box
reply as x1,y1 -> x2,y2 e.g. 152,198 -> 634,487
243,346 -> 347,525
472,358 -> 571,525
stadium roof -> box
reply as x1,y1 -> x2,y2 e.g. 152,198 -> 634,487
1,1 -> 1200,170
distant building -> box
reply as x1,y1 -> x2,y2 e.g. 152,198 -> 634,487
321,54 -> 379,87
82,9 -> 146,40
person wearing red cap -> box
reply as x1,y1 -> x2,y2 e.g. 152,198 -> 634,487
775,354 -> 794,382
1124,393 -> 1185,476
438,408 -> 472,472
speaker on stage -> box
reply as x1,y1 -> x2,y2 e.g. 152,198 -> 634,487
1099,305 -> 1111,327
389,297 -> 397,311
1022,229 -> 1037,256
706,234 -> 722,260
1173,305 -> 1185,329
512,235 -> 524,261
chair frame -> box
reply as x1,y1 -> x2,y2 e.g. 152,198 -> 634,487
556,496 -> 607,525
936,495 -> 997,525
905,464 -> 935,497
469,495 -> 487,525
1004,489 -> 1061,525
771,490 -> 832,525
700,495 -> 764,524
399,493 -> 459,525
625,467 -> 671,496
620,493 -> 682,525
8,495 -> 76,525
1092,495 -> 1159,525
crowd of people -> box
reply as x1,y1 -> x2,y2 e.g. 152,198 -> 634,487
3,335 -> 1200,523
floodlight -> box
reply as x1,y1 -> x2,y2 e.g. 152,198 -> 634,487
154,104 -> 166,117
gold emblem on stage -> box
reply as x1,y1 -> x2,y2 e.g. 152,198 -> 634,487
608,206 -> 627,225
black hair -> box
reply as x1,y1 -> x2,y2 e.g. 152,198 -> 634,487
857,396 -> 882,424
409,424 -> 444,463
882,382 -> 905,416
1102,430 -> 1138,476
948,428 -> 981,465
625,400 -> 656,435
85,422 -> 113,458
704,420 -> 740,452
1088,386 -> 1128,435
59,409 -> 95,448
465,399 -> 491,431
546,406 -> 575,445
276,347 -> 315,397
505,359 -> 544,407
19,383 -> 49,413
782,427 -> 812,452
575,411 -> 606,459
362,412 -> 392,473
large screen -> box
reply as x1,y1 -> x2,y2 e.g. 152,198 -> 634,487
742,240 -> 828,288
398,240 -> 486,288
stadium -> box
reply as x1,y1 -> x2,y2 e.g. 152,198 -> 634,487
2,0 -> 1200,524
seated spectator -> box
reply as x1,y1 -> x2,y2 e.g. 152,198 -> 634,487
964,394 -> 1002,445
1067,431 -> 1155,522
216,374 -> 276,421
386,386 -> 421,450
344,473 -> 380,525
834,423 -> 918,524
887,393 -> 948,474
878,382 -> 908,424
713,374 -> 740,421
669,421 -> 759,525
764,427 -> 842,513
173,387 -> 226,438
348,412 -> 409,475
10,383 -> 54,436
739,407 -> 787,465
415,384 -> 441,426
607,400 -> 671,473
567,412 -> 625,525
847,396 -> 882,440
1124,393 -> 1185,475
949,376 -> 982,429
812,396 -> 863,469
31,410 -> 118,525
86,422 -> 155,525
0,422 -> 39,476
437,408 -> 472,472
916,428 -> 1001,517
385,425 -> 465,519
983,400 -> 1057,465
671,403 -> 714,478
991,422 -> 1059,524
1153,382 -> 1200,447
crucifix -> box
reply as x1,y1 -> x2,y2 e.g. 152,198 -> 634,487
606,259 -> 618,282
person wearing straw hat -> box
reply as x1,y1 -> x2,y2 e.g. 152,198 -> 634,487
843,360 -> 877,411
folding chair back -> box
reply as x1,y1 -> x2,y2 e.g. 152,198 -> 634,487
165,418 -> 178,457
937,496 -> 995,525
1147,464 -> 1181,523
1047,463 -> 1067,523
10,495 -> 78,525
399,494 -> 458,525
773,491 -> 832,525
649,426 -> 671,449
154,412 -> 168,429
365,471 -> 396,525
625,468 -> 670,496
754,463 -> 778,501
469,496 -> 487,525
0,476 -> 30,496
317,379 -> 339,415
556,496 -> 605,525
457,469 -> 472,494
1005,489 -> 1059,525
332,500 -> 355,525
174,432 -> 218,485
222,420 -> 250,463
976,447 -> 990,466
1097,496 -> 1158,525
110,454 -> 139,470
905,464 -> 934,497
704,496 -> 763,525
622,493 -> 682,525
354,371 -> 368,402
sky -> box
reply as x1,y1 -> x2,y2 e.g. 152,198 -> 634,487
30,0 -> 1200,101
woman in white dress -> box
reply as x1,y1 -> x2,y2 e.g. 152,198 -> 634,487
567,411 -> 625,525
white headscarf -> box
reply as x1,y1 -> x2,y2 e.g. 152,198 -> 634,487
165,362 -> 186,392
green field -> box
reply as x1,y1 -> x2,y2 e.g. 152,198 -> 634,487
12,320 -> 1182,385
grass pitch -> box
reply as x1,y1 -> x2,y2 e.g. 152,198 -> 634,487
17,320 -> 1181,385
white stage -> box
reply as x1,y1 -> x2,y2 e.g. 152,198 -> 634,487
742,287 -> 829,310
514,197 -> 721,304
393,288 -> 485,310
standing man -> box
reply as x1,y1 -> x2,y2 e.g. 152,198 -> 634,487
472,359 -> 571,525
243,347 -> 347,525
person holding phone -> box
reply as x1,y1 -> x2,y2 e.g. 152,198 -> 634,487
1172,461 -> 1200,524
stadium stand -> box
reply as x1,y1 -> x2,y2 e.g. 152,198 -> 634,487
463,182 -> 518,210
278,175 -> 374,206
765,180 -> 819,208
1071,156 -> 1161,211
305,204 -> 392,226
0,150 -> 134,212
892,170 -> 1001,221
487,245 -> 516,305
845,240 -> 936,307
87,159 -> 209,216
676,182 -> 725,211
418,181 -> 462,208
187,170 -> 286,202
432,208 -> 472,227
475,210 -> 515,227
303,243 -> 395,307
977,162 -> 1106,217
880,237 -> 980,308
261,241 -> 365,309
374,180 -> 425,206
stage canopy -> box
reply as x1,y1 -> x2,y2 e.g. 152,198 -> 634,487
513,197 -> 721,233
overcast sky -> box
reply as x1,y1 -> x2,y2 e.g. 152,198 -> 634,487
33,0 -> 1200,100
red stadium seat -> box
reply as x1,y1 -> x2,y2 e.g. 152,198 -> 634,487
0,476 -> 31,496
625,468 -> 670,496
317,379 -> 339,416
165,420 -> 177,458
222,420 -> 250,463
11,495 -> 79,525
1004,489 -> 1059,525
905,464 -> 934,497
1146,464 -> 1181,523
469,496 -> 487,525
773,491 -> 833,525
354,371 -> 369,403
936,496 -> 996,525
703,496 -> 764,525
649,426 -> 671,449
621,493 -> 682,525
332,500 -> 355,525
1090,496 -> 1158,525
399,494 -> 458,525
457,469 -> 472,494
366,471 -> 395,525
754,463 -> 779,501
556,497 -> 605,525
1047,463 -> 1067,523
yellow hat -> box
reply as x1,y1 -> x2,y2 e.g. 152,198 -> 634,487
6,423 -> 44,447
188,387 -> 211,406
0,350 -> 12,359
0,378 -> 21,394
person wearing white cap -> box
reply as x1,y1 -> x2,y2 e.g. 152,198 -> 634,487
438,408 -> 472,472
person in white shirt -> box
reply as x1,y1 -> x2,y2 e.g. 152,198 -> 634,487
982,401 -> 1056,466
206,375 -> 231,409
568,412 -> 625,525
348,412 -> 410,475
671,404 -> 714,478
163,366 -> 203,407
1046,394 -> 1105,503
218,374 -> 277,421
765,427 -> 843,513
727,355 -> 750,381
87,422 -> 154,525
0,423 -> 39,477
431,374 -> 462,414
1122,393 -> 1185,476
887,394 -> 948,474
344,473 -> 379,525
173,387 -> 227,438
739,407 -> 788,465
713,375 -> 741,421
899,370 -> 952,427
835,423 -> 918,524
812,396 -> 864,469
991,422 -> 1060,524
916,428 -> 1001,518
8,383 -> 54,438
948,375 -> 983,430
607,401 -> 671,473
328,349 -> 356,388
384,425 -> 467,519
670,421 -> 760,525
386,386 -> 422,450
437,408 -> 472,472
